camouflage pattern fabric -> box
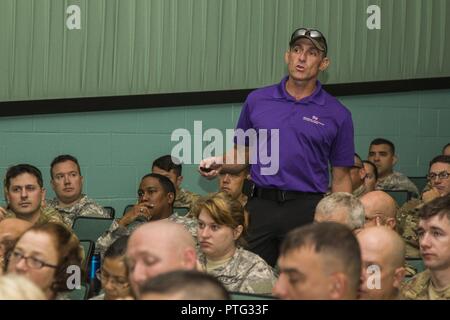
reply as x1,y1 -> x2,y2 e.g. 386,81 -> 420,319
376,171 -> 419,198
199,247 -> 277,295
401,270 -> 450,300
47,194 -> 110,227
174,188 -> 200,209
396,198 -> 423,258
95,213 -> 198,257
5,206 -> 66,227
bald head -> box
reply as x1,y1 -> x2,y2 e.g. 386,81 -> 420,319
0,218 -> 33,242
357,226 -> 405,300
126,221 -> 197,297
360,191 -> 397,228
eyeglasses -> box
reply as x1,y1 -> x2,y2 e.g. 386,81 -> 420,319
290,28 -> 328,53
96,269 -> 129,288
427,171 -> 450,181
9,250 -> 58,269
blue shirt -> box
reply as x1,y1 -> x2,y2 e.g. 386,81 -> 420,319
235,76 -> 354,193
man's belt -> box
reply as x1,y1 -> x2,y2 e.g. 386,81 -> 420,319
252,186 -> 324,203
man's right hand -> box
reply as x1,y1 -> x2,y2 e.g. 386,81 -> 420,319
198,156 -> 223,179
422,187 -> 441,203
118,204 -> 153,227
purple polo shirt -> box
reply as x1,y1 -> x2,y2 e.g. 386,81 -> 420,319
235,76 -> 354,193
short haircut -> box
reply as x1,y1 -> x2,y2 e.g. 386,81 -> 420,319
139,270 -> 230,300
280,222 -> 361,294
370,138 -> 395,155
50,154 -> 81,179
141,173 -> 176,203
362,160 -> 378,180
315,192 -> 365,230
192,192 -> 248,246
418,195 -> 450,221
105,236 -> 129,259
152,155 -> 182,177
429,155 -> 450,169
4,164 -> 43,189
443,143 -> 450,154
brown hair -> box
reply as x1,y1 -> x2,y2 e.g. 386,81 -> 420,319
192,192 -> 248,246
16,223 -> 83,295
419,195 -> 450,221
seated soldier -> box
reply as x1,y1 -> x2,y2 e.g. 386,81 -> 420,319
0,164 -> 64,226
151,155 -> 199,210
0,218 -> 32,275
126,220 -> 198,298
368,138 -> 419,197
314,192 -> 365,232
217,165 -> 250,206
401,195 -> 450,299
193,192 -> 277,295
95,173 -> 197,256
273,222 -> 361,300
46,154 -> 109,227
91,236 -> 131,300
357,227 -> 406,300
350,154 -> 369,198
362,160 -> 378,193
397,155 -> 450,259
139,270 -> 230,300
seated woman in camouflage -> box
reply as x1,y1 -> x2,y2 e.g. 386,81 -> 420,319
192,192 -> 277,295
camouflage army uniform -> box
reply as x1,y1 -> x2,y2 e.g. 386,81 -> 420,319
396,198 -> 423,258
353,184 -> 369,198
4,206 -> 66,227
175,188 -> 200,209
401,270 -> 450,300
376,171 -> 419,198
199,247 -> 277,295
95,212 -> 198,257
47,194 -> 110,227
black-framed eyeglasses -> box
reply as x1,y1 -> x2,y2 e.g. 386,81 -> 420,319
427,171 -> 450,180
290,28 -> 328,53
9,250 -> 58,269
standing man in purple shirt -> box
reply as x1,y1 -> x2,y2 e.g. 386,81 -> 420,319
199,27 -> 354,266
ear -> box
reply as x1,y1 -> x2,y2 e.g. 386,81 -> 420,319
50,178 -> 56,191
319,57 -> 330,71
284,50 -> 290,65
385,217 -> 396,229
329,273 -> 347,300
167,192 -> 175,206
182,247 -> 198,270
5,187 -> 10,204
359,168 -> 367,180
80,175 -> 84,186
233,225 -> 244,240
392,154 -> 398,166
41,188 -> 47,202
393,267 -> 406,289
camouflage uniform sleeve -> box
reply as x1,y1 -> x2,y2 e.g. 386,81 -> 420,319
401,270 -> 431,300
396,199 -> 422,258
95,219 -> 130,257
240,262 -> 277,295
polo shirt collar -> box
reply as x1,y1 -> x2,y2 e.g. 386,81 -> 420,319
275,76 -> 326,106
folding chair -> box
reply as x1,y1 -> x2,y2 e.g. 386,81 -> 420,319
408,176 -> 428,193
383,190 -> 411,207
67,283 -> 90,300
79,240 -> 94,272
72,216 -> 114,243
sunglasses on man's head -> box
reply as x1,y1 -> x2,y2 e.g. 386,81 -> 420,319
291,28 -> 327,53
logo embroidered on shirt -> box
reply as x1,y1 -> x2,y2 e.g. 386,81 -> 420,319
303,116 -> 325,126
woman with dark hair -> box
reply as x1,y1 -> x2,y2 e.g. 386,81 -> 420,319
192,192 -> 277,295
6,222 -> 83,299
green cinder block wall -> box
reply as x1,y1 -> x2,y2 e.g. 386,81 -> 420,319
1,88 -> 449,216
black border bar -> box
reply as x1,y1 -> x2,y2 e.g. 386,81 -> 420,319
0,77 -> 449,117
